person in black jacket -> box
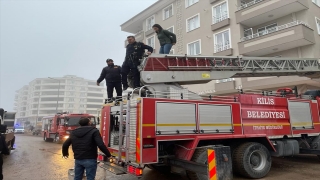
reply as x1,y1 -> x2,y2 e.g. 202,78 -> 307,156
97,59 -> 122,101
62,118 -> 111,180
0,134 -> 10,180
122,36 -> 153,90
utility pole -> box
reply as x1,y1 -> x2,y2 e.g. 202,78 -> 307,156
48,77 -> 61,113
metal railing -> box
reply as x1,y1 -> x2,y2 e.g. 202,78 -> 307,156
237,0 -> 264,11
214,43 -> 230,53
212,14 -> 228,24
240,21 -> 310,42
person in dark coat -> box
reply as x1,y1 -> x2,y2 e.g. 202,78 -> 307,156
122,36 -> 153,90
0,134 -> 10,180
152,24 -> 176,54
97,59 -> 122,100
62,118 -> 111,180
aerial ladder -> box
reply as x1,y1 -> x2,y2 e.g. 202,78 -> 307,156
130,54 -> 320,99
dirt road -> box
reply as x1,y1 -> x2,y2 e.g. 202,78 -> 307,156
3,134 -> 320,180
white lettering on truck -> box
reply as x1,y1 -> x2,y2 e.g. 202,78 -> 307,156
256,97 -> 274,105
247,111 -> 285,119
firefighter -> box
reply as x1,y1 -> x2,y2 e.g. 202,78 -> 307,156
97,59 -> 122,101
0,133 -> 10,180
122,36 -> 153,90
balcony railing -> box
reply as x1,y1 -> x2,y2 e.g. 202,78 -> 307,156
214,43 -> 230,53
240,21 -> 310,42
212,14 -> 228,24
237,0 -> 264,11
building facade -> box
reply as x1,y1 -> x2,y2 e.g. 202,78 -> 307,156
14,75 -> 106,126
121,0 -> 320,95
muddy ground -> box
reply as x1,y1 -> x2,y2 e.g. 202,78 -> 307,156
3,134 -> 320,180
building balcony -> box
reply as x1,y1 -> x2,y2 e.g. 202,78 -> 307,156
236,0 -> 309,27
213,44 -> 233,56
211,14 -> 230,31
238,21 -> 315,56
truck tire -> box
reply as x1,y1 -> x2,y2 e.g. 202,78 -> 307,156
232,142 -> 271,179
186,148 -> 208,180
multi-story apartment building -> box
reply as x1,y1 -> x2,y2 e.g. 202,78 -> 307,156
14,75 -> 106,126
121,0 -> 320,95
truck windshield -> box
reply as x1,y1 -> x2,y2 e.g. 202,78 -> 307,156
66,116 -> 96,126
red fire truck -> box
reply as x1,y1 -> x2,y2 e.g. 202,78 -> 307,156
97,55 -> 320,179
42,112 -> 96,143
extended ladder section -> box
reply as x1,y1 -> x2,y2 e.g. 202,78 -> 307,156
139,54 -> 320,84
137,54 -> 320,98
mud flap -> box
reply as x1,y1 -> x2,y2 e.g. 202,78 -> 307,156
98,162 -> 127,175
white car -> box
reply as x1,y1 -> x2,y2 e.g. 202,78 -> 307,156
14,127 -> 25,134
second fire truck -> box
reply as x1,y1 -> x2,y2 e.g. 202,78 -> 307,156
42,112 -> 96,143
97,54 -> 320,179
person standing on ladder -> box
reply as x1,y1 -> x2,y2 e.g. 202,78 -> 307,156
152,24 -> 176,54
122,36 -> 153,90
97,59 -> 122,102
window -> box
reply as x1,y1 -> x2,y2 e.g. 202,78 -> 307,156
187,40 -> 201,55
80,104 -> 85,108
163,4 -> 173,20
316,17 -> 320,35
68,98 -> 74,102
312,0 -> 320,7
167,26 -> 174,33
257,23 -> 277,36
186,14 -> 200,32
147,36 -> 155,49
68,104 -> 74,108
146,15 -> 155,31
186,0 -> 198,7
212,1 -> 228,24
169,49 -> 174,54
214,29 -> 231,53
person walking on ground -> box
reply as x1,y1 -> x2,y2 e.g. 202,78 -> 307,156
122,36 -> 153,90
0,133 -> 10,180
152,24 -> 176,54
97,58 -> 122,101
62,118 -> 111,180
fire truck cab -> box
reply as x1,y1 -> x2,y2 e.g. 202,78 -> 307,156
97,54 -> 320,179
42,112 -> 96,143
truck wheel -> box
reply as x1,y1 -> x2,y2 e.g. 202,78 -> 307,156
232,142 -> 271,179
186,148 -> 208,180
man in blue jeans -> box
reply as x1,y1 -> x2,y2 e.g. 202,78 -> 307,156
62,118 -> 111,180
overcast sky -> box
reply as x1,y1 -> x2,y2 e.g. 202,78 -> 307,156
0,0 -> 157,111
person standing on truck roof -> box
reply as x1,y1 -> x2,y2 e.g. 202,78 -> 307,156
97,59 -> 122,101
122,36 -> 153,90
62,117 -> 111,180
0,133 -> 10,180
152,24 -> 176,54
